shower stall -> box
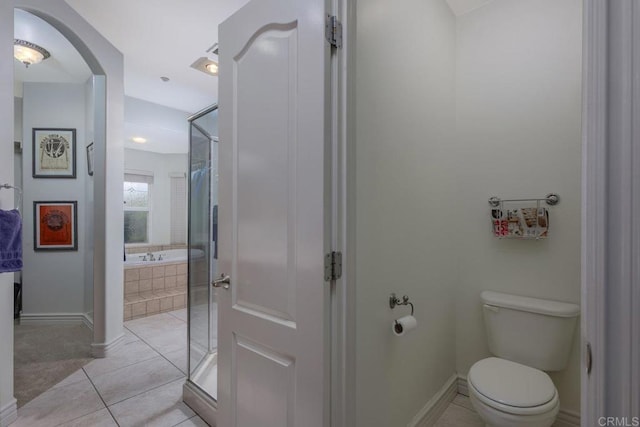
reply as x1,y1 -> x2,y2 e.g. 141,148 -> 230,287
184,104 -> 219,415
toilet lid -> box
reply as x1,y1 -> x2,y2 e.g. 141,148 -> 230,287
468,358 -> 556,408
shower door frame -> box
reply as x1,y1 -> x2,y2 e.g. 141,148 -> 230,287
183,103 -> 219,422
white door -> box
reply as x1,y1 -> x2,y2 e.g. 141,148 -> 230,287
217,0 -> 332,426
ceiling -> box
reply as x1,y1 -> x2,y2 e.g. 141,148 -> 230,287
63,0 -> 250,113
14,8 -> 91,95
14,1 -> 249,153
13,0 -> 493,153
446,0 -> 495,16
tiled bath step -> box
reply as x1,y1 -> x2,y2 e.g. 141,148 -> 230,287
124,289 -> 186,321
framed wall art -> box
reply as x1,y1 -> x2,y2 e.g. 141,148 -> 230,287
33,201 -> 78,251
32,128 -> 77,178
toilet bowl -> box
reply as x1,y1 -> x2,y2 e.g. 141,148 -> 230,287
468,357 -> 559,427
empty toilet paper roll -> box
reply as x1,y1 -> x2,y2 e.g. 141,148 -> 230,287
393,315 -> 417,336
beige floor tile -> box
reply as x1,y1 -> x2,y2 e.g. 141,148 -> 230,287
109,378 -> 193,427
12,379 -> 105,427
57,408 -> 118,427
83,338 -> 160,379
143,326 -> 188,355
452,394 -> 475,411
164,349 -> 188,374
90,356 -> 184,406
52,369 -> 88,389
434,400 -> 484,427
125,312 -> 183,334
174,416 -> 210,427
168,308 -> 188,322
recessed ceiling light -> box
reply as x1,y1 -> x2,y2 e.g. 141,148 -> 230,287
205,63 -> 218,74
190,57 -> 219,77
14,39 -> 50,68
132,137 -> 147,144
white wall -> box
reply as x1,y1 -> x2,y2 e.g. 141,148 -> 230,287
14,98 -> 23,285
453,0 -> 583,414
21,82 -> 90,315
124,148 -> 187,246
0,2 -> 17,424
355,1 -> 458,426
84,77 -> 94,320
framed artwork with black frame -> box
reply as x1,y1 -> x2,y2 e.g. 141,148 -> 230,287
32,128 -> 77,178
33,201 -> 78,251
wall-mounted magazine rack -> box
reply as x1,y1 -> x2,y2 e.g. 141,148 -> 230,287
488,193 -> 559,240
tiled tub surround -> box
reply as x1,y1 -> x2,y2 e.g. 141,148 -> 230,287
125,244 -> 187,255
124,262 -> 187,320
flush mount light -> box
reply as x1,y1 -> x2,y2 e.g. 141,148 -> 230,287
14,39 -> 50,68
132,137 -> 147,144
190,57 -> 219,76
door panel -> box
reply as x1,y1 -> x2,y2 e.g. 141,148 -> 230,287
234,336 -> 294,427
235,23 -> 298,324
218,0 -> 330,426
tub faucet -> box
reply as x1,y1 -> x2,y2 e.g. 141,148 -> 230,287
147,252 -> 155,261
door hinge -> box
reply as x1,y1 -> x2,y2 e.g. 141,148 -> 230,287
325,251 -> 343,281
325,15 -> 342,49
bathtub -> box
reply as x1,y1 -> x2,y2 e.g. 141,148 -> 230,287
124,248 -> 204,266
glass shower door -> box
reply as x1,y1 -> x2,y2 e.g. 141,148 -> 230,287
187,105 -> 218,400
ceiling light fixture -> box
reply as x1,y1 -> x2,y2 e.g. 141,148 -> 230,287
190,57 -> 219,76
132,137 -> 147,144
205,63 -> 218,74
14,39 -> 50,68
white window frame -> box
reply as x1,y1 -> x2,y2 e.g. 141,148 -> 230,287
123,174 -> 153,246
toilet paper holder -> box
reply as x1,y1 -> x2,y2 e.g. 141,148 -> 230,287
389,293 -> 414,315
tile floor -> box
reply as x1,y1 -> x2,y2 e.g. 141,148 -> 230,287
434,394 -> 484,426
12,309 -> 209,427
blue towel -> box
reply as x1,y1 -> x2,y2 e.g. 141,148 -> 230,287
0,209 -> 22,273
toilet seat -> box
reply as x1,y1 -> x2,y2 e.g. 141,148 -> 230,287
468,357 -> 559,416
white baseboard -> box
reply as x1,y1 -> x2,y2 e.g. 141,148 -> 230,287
407,374 -> 458,427
20,313 -> 90,325
82,313 -> 94,330
91,332 -> 125,358
456,376 -> 580,427
554,409 -> 580,427
456,374 -> 469,396
0,398 -> 17,427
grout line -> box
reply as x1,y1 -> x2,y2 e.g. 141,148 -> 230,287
105,376 -> 188,409
82,368 -> 122,427
123,320 -> 188,375
166,309 -> 188,323
170,415 -> 202,427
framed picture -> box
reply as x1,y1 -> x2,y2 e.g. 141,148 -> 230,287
86,142 -> 94,176
32,128 -> 76,178
33,201 -> 78,251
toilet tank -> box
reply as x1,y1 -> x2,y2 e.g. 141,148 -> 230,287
481,291 -> 579,371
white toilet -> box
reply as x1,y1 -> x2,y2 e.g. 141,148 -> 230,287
468,291 -> 579,427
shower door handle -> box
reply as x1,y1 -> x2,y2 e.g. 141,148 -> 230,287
212,274 -> 231,290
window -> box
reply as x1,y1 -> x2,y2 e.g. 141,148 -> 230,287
170,175 -> 187,244
124,179 -> 151,244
